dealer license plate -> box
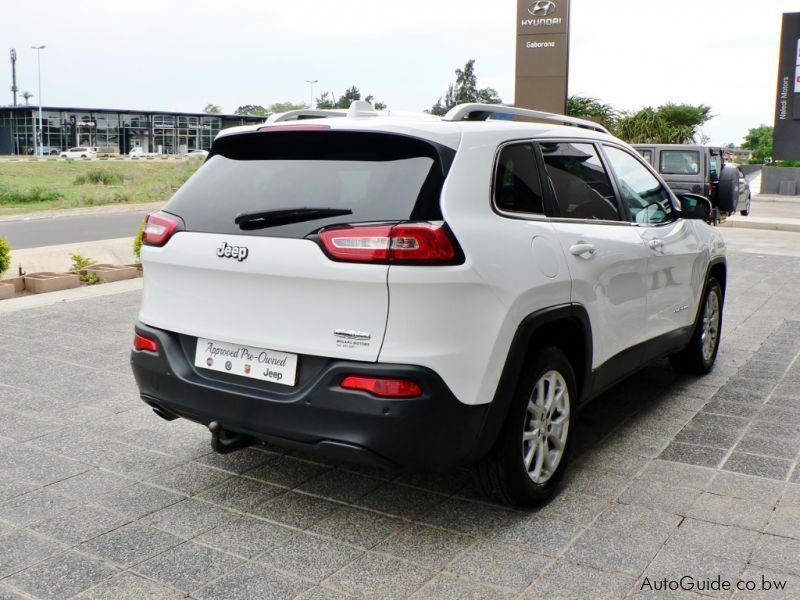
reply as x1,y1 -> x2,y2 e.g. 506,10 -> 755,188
194,337 -> 298,386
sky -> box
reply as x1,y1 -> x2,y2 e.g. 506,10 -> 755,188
1,0 -> 795,145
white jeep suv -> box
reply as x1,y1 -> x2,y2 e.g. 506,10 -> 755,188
131,102 -> 726,506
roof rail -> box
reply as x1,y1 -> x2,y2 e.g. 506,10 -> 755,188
442,103 -> 610,134
268,101 -> 380,123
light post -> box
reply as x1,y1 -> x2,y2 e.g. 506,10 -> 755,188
31,45 -> 45,157
305,79 -> 318,109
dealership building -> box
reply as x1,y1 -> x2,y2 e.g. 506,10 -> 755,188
0,105 -> 264,156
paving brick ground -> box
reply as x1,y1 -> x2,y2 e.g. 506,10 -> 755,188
1,248 -> 799,599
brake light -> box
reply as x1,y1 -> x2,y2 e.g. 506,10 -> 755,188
340,376 -> 423,398
134,332 -> 159,352
142,212 -> 181,247
318,223 -> 458,264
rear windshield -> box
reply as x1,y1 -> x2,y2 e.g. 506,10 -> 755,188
659,150 -> 700,175
165,130 -> 454,238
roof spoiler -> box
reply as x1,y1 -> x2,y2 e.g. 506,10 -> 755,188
442,103 -> 610,134
268,101 -> 380,123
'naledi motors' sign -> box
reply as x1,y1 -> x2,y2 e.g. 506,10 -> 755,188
515,0 -> 571,114
774,12 -> 800,160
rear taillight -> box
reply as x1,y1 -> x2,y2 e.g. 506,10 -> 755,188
133,332 -> 159,352
340,375 -> 422,398
318,223 -> 458,264
142,212 -> 181,247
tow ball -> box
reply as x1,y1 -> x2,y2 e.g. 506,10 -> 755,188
208,421 -> 255,454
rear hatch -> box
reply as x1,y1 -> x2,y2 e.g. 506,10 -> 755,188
139,128 -> 454,367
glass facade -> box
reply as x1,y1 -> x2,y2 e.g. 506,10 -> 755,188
0,107 -> 261,156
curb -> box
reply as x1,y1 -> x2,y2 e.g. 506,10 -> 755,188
0,202 -> 164,223
719,219 -> 800,233
0,277 -> 142,314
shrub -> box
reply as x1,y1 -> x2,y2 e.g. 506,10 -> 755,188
74,169 -> 124,186
0,238 -> 11,277
69,253 -> 98,283
0,187 -> 63,204
134,219 -> 146,260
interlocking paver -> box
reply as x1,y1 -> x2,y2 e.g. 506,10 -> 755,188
195,515 -> 293,558
132,541 -> 244,593
4,551 -> 117,600
193,562 -> 309,600
323,552 -> 435,599
445,540 -> 549,590
375,524 -> 474,568
308,506 -> 403,548
80,522 -> 182,567
524,560 -> 636,599
74,572 -> 184,599
257,533 -> 363,581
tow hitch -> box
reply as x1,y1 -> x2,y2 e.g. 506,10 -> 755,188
208,421 -> 255,454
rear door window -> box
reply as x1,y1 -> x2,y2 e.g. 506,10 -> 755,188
660,150 -> 700,175
539,142 -> 620,221
165,130 -> 453,239
493,143 -> 544,215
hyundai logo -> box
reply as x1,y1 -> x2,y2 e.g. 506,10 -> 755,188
528,0 -> 556,16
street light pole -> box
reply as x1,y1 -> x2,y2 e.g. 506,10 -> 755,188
31,45 -> 45,157
305,80 -> 318,109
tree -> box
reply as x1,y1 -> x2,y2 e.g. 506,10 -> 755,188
234,104 -> 269,116
203,103 -> 222,114
430,59 -> 502,116
566,95 -> 619,129
741,125 -> 773,163
268,101 -> 308,114
315,86 -> 385,110
615,103 -> 713,144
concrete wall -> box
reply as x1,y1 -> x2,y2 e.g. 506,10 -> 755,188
738,165 -> 762,177
761,167 -> 800,195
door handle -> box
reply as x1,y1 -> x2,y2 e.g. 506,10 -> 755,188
648,239 -> 663,250
569,243 -> 596,257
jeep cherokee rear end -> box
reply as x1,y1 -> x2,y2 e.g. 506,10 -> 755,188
131,119 -> 501,468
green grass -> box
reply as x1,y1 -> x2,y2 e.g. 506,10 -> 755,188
0,159 -> 201,215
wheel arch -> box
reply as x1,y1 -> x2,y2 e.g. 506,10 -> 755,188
466,304 -> 592,463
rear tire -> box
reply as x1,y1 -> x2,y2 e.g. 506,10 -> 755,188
475,347 -> 576,507
670,277 -> 723,374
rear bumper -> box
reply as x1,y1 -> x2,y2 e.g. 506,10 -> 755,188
130,322 -> 490,469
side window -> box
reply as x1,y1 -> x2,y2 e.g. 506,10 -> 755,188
660,150 -> 699,175
709,153 -> 722,182
539,142 -> 619,221
493,143 -> 544,215
636,148 -> 653,165
604,145 -> 676,225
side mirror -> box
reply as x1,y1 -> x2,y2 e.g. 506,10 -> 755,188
678,193 -> 712,221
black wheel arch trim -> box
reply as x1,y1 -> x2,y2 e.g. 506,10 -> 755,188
465,303 -> 592,463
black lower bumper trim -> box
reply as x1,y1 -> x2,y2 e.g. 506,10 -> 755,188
131,322 -> 490,470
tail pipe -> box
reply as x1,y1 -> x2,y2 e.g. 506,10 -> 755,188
208,420 -> 255,454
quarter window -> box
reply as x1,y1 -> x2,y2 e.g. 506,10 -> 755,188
660,150 -> 699,175
604,146 -> 675,225
540,142 -> 619,221
493,143 -> 544,215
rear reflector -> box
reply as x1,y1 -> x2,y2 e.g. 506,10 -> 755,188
134,333 -> 159,352
319,223 -> 458,264
142,212 -> 181,247
340,376 -> 422,398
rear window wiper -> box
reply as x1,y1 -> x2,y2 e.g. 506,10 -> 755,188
234,207 -> 352,230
